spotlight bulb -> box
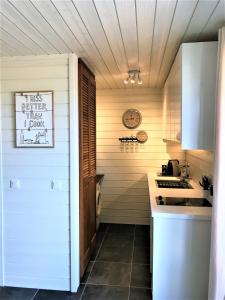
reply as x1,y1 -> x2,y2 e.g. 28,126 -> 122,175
124,70 -> 141,85
130,74 -> 136,83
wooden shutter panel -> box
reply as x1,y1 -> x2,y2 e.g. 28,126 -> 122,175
89,76 -> 96,178
79,59 -> 96,278
81,70 -> 89,178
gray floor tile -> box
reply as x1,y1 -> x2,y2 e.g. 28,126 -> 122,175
81,262 -> 94,283
133,247 -> 150,264
90,232 -> 106,261
130,287 -> 152,300
134,234 -> 150,248
96,232 -> 105,247
97,246 -> 133,263
34,286 -> 85,300
81,284 -> 129,300
131,264 -> 151,288
91,245 -> 101,261
103,233 -> 134,248
135,225 -> 150,237
98,223 -> 109,233
88,261 -> 131,286
0,287 -> 37,300
108,224 -> 135,235
73,285 -> 85,300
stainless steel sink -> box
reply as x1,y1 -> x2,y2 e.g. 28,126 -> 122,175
156,179 -> 193,189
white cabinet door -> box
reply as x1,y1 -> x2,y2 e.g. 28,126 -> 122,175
182,42 -> 217,150
163,48 -> 182,142
163,42 -> 217,150
152,217 -> 211,300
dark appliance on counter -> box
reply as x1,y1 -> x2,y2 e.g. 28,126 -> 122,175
162,159 -> 180,176
156,196 -> 212,207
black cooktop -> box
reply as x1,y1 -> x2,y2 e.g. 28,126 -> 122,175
156,196 -> 212,207
156,180 -> 193,189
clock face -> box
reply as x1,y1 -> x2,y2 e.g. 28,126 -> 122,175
122,109 -> 142,129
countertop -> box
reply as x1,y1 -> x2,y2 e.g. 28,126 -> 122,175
148,174 -> 212,220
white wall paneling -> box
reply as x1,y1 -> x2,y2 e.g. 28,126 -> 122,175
97,88 -> 185,225
186,151 -> 214,183
0,54 -> 75,290
148,0 -> 177,87
68,54 -> 80,292
200,1 -> 225,40
93,0 -> 128,76
156,0 -> 198,86
0,0 -> 224,88
183,1 -> 221,42
113,0 -> 138,71
136,0 -> 156,86
0,0 -> 59,55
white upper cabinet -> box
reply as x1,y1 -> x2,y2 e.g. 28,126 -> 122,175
163,42 -> 218,150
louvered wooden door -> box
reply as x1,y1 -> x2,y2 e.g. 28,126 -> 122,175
79,60 -> 96,278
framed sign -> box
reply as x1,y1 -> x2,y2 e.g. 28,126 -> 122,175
15,91 -> 54,147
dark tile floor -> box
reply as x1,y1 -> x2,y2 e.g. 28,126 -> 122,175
0,223 -> 152,300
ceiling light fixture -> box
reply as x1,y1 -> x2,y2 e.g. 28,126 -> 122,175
124,70 -> 142,85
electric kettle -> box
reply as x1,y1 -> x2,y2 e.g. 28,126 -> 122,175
167,159 -> 180,176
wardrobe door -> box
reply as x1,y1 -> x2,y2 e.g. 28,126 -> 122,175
79,60 -> 96,277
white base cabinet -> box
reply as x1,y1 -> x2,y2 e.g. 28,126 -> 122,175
152,217 -> 211,300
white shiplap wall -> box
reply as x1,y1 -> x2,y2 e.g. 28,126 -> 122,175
97,88 -> 185,225
0,54 -> 71,290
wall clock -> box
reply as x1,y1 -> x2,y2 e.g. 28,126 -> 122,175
122,109 -> 142,129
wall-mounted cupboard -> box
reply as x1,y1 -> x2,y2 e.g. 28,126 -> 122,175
163,42 -> 218,150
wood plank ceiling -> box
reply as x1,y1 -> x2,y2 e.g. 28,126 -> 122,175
0,0 -> 225,89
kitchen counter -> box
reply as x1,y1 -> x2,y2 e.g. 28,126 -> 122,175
148,173 -> 212,220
